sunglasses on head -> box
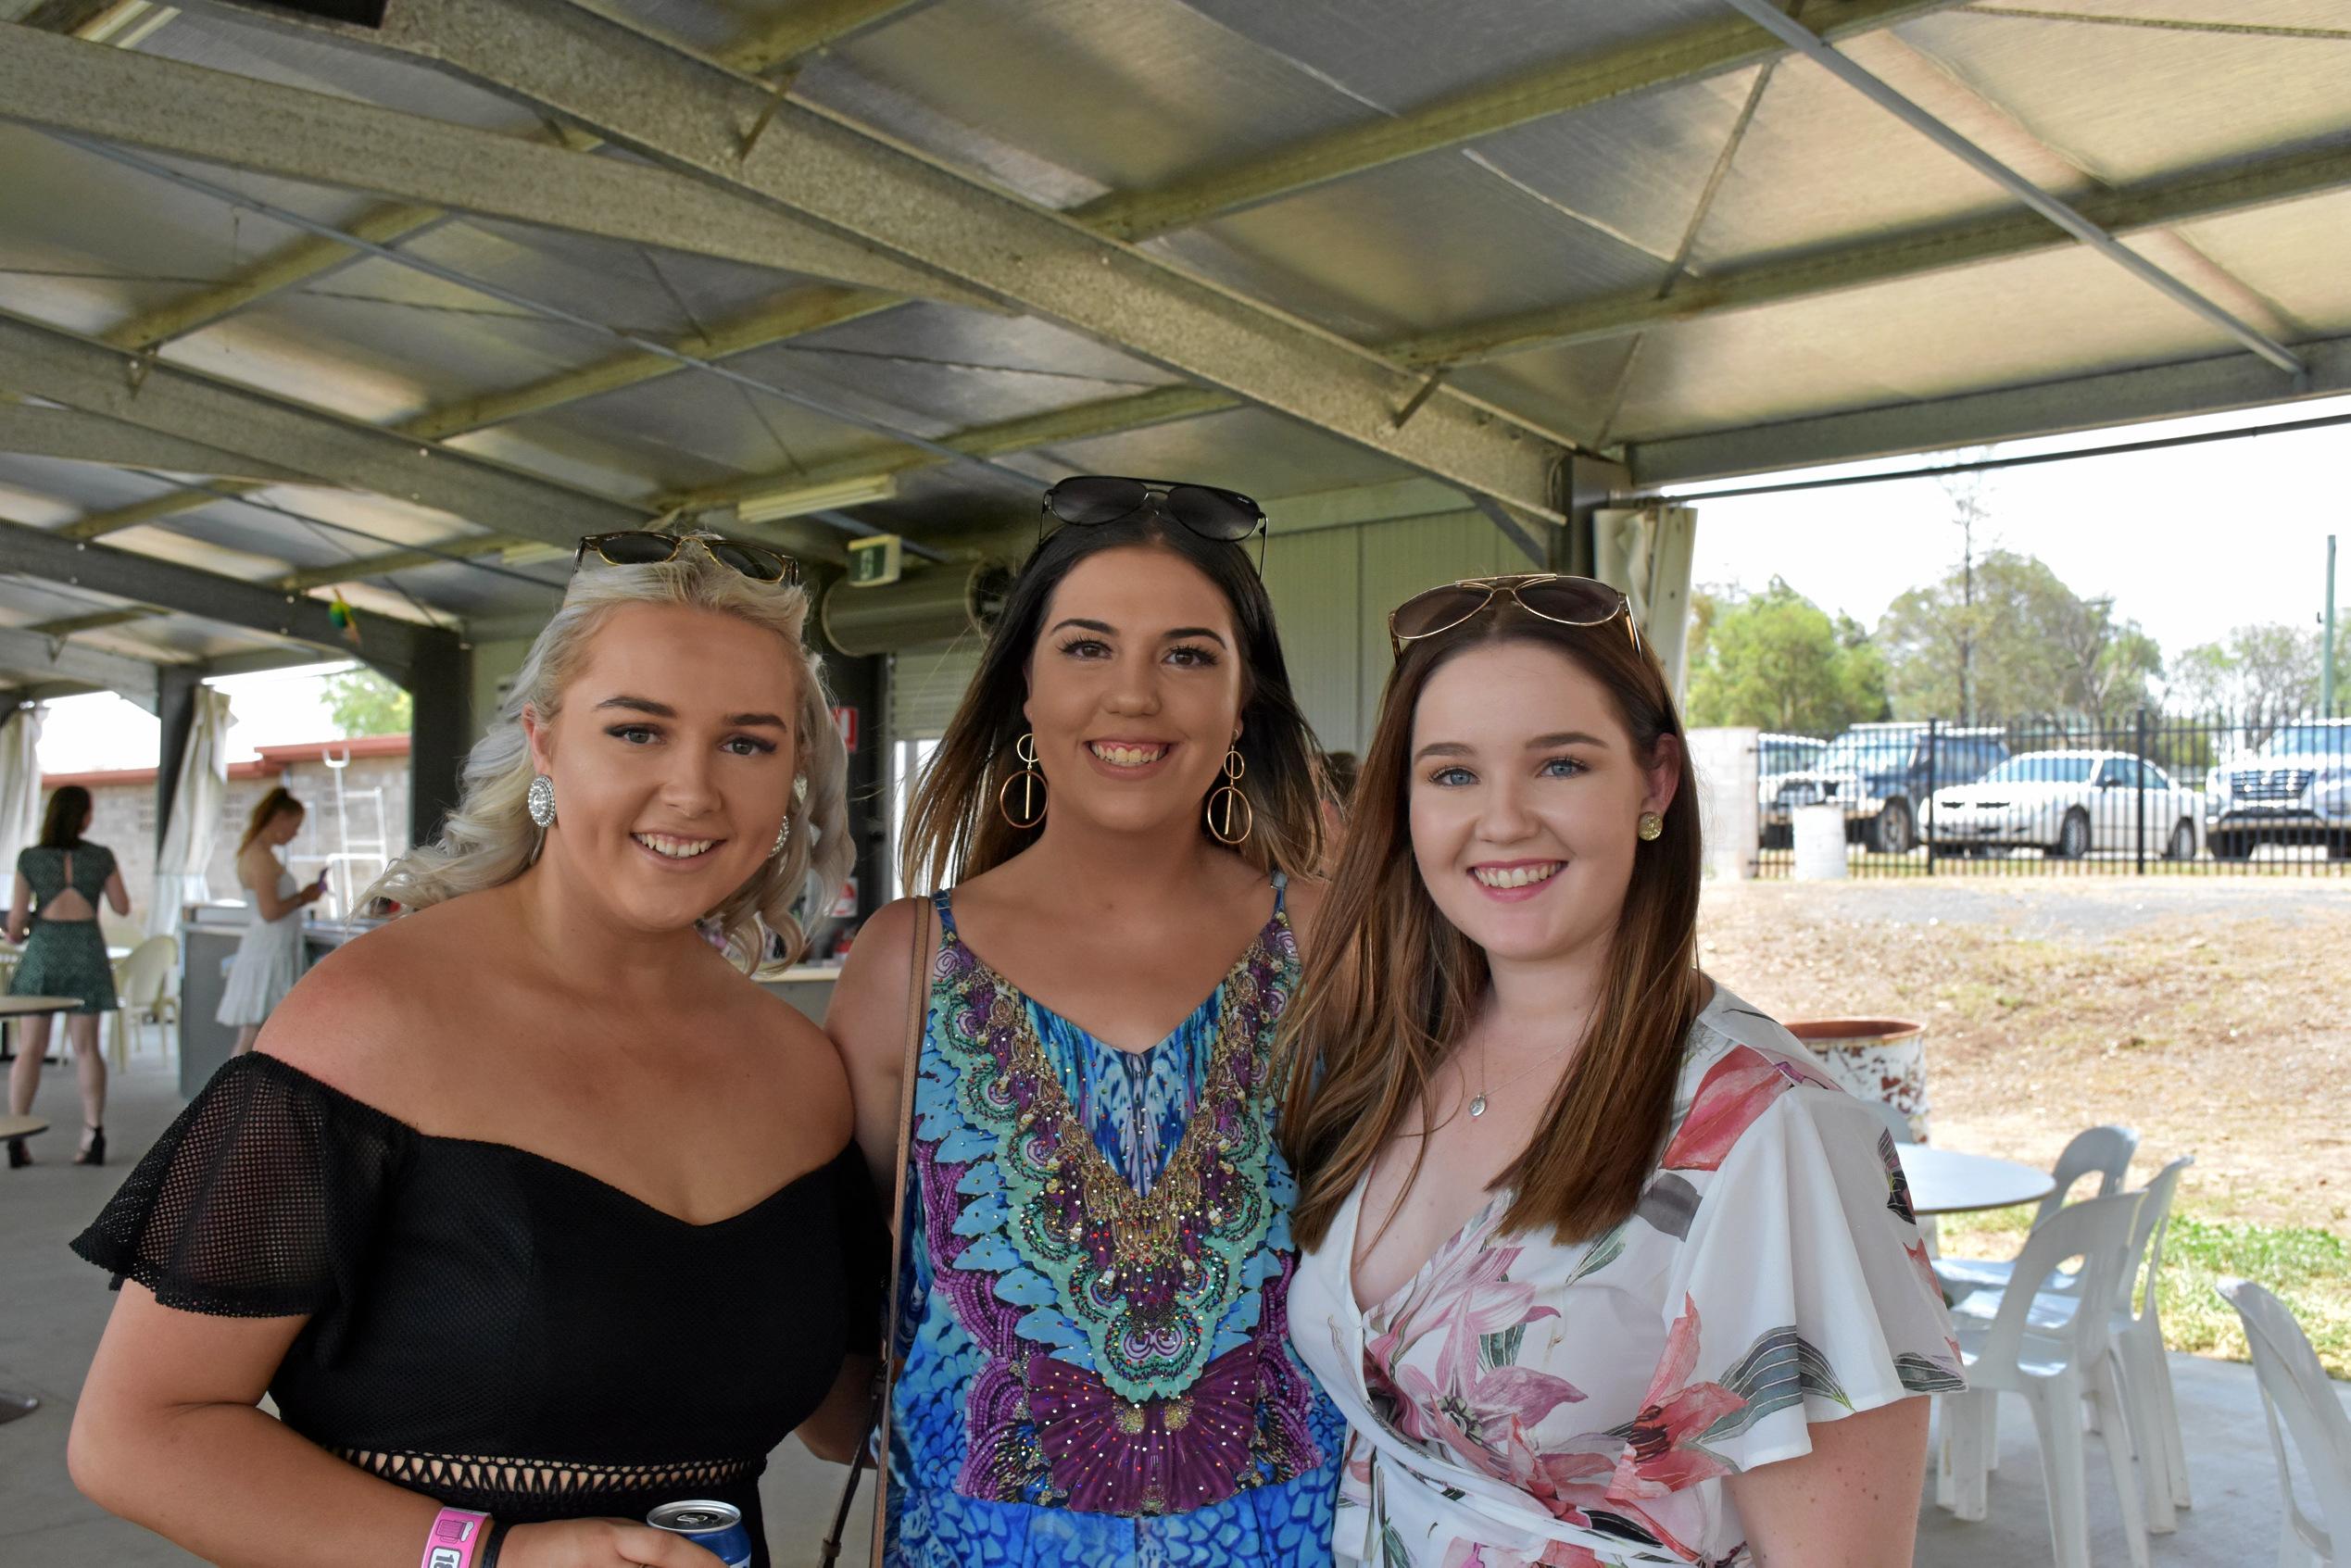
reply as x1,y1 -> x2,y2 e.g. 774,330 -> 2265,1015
574,531 -> 800,585
1041,475 -> 1267,565
1388,574 -> 1641,659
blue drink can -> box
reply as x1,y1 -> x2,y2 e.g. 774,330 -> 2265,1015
647,1499 -> 755,1567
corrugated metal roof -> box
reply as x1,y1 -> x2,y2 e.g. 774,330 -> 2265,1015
1,0 -> 2345,692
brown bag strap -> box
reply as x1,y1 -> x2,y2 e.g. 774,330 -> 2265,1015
820,902 -> 934,1568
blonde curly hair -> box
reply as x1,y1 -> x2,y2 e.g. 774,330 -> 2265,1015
368,542 -> 851,970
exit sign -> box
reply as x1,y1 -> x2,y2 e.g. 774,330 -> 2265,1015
848,533 -> 903,586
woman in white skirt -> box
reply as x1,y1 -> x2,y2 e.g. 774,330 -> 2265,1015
220,787 -> 325,1053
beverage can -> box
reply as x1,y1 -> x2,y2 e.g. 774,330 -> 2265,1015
646,1499 -> 755,1568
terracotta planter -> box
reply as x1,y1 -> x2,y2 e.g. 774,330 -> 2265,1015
1781,1017 -> 1930,1142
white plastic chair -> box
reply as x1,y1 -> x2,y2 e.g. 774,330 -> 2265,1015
1939,1189 -> 2149,1568
1935,1123 -> 2141,1299
2218,1279 -> 2351,1566
2114,1157 -> 2194,1531
109,935 -> 178,1069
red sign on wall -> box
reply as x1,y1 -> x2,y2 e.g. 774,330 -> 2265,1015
832,705 -> 859,753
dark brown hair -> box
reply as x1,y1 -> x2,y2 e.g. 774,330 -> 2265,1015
899,509 -> 1324,891
37,785 -> 92,850
1282,603 -> 1704,1250
237,785 -> 305,856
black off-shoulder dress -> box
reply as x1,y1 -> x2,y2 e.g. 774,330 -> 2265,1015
71,1052 -> 884,1568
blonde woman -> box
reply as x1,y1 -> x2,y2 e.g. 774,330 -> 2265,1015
221,786 -> 327,1055
69,533 -> 874,1568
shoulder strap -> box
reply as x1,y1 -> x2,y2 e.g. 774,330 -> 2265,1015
822,904 -> 935,1568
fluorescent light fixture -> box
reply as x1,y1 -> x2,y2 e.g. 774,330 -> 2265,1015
502,542 -> 572,567
736,472 -> 899,524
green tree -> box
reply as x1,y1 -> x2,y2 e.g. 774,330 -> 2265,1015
1686,578 -> 1887,733
2166,621 -> 2340,739
323,668 -> 411,737
1876,550 -> 2154,724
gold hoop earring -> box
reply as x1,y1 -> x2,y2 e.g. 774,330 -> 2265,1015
998,733 -> 1047,830
1205,746 -> 1253,846
1637,810 -> 1664,842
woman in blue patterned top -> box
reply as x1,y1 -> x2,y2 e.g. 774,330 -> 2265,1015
826,477 -> 1343,1567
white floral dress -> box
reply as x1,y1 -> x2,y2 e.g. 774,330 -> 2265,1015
1289,986 -> 1962,1568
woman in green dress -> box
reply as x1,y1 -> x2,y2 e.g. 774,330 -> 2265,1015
7,784 -> 130,1166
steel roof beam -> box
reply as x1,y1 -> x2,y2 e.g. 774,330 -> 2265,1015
0,26 -> 986,308
0,309 -> 651,548
182,0 -> 1569,523
670,385 -> 1236,513
0,621 -> 165,711
0,403 -> 310,482
1715,0 -> 2305,377
1076,0 -> 1965,241
0,517 -> 444,675
1397,140 -> 2351,368
55,1 -> 937,358
1628,332 -> 2351,484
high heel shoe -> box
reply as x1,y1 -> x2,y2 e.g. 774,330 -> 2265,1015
74,1125 -> 104,1167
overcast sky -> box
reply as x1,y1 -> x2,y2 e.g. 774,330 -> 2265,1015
31,393 -> 2351,775
1676,392 -> 2351,671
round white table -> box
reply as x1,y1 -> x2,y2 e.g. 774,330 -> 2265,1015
1899,1145 -> 2056,1216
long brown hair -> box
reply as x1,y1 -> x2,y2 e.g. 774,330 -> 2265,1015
899,509 -> 1324,891
237,786 -> 305,856
1282,603 -> 1704,1251
38,785 -> 92,850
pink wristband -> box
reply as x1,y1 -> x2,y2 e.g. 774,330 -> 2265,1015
422,1508 -> 492,1568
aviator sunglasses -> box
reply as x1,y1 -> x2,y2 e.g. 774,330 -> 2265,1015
1041,475 -> 1268,568
1389,573 -> 1641,659
574,531 -> 800,585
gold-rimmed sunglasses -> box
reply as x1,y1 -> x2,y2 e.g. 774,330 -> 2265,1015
1388,573 -> 1640,659
574,531 -> 800,585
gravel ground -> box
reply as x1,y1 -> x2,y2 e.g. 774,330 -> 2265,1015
1696,875 -> 2351,1237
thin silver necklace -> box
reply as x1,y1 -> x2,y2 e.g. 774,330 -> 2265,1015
1465,1043 -> 1573,1118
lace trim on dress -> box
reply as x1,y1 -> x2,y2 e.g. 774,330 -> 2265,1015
337,1448 -> 758,1500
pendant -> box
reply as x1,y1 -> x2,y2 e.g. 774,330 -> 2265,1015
1468,1095 -> 1488,1118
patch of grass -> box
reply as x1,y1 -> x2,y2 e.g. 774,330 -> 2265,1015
1938,1206 -> 2351,1379
2160,1216 -> 2351,1379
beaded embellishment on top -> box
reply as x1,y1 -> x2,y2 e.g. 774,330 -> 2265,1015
929,922 -> 1285,1404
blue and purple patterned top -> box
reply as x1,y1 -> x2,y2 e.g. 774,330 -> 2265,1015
887,879 -> 1342,1567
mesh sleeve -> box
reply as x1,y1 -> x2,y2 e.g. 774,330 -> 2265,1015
70,1054 -> 408,1320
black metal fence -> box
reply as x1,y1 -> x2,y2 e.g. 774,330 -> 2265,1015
1749,712 -> 2350,877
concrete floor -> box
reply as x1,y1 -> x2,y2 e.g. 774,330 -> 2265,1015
3,1056 -> 2326,1567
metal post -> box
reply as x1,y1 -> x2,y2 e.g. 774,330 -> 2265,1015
1926,718 -> 1940,876
403,639 -> 472,852
2135,707 -> 2149,876
2324,534 -> 2338,719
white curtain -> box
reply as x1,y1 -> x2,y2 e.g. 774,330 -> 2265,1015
0,704 -> 44,873
150,687 -> 233,936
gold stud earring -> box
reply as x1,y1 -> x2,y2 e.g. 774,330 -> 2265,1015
1637,810 -> 1664,842
998,732 -> 1047,829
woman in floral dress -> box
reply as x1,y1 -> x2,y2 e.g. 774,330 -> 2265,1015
1281,577 -> 1958,1567
826,479 -> 1344,1566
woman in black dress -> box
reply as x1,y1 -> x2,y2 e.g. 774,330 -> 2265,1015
69,533 -> 877,1568
7,784 -> 132,1166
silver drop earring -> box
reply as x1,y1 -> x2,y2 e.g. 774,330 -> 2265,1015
526,774 -> 557,828
772,816 -> 791,857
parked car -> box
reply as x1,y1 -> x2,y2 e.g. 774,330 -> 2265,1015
1929,749 -> 2202,859
2206,719 -> 2351,860
1766,722 -> 2009,854
1755,733 -> 1828,849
